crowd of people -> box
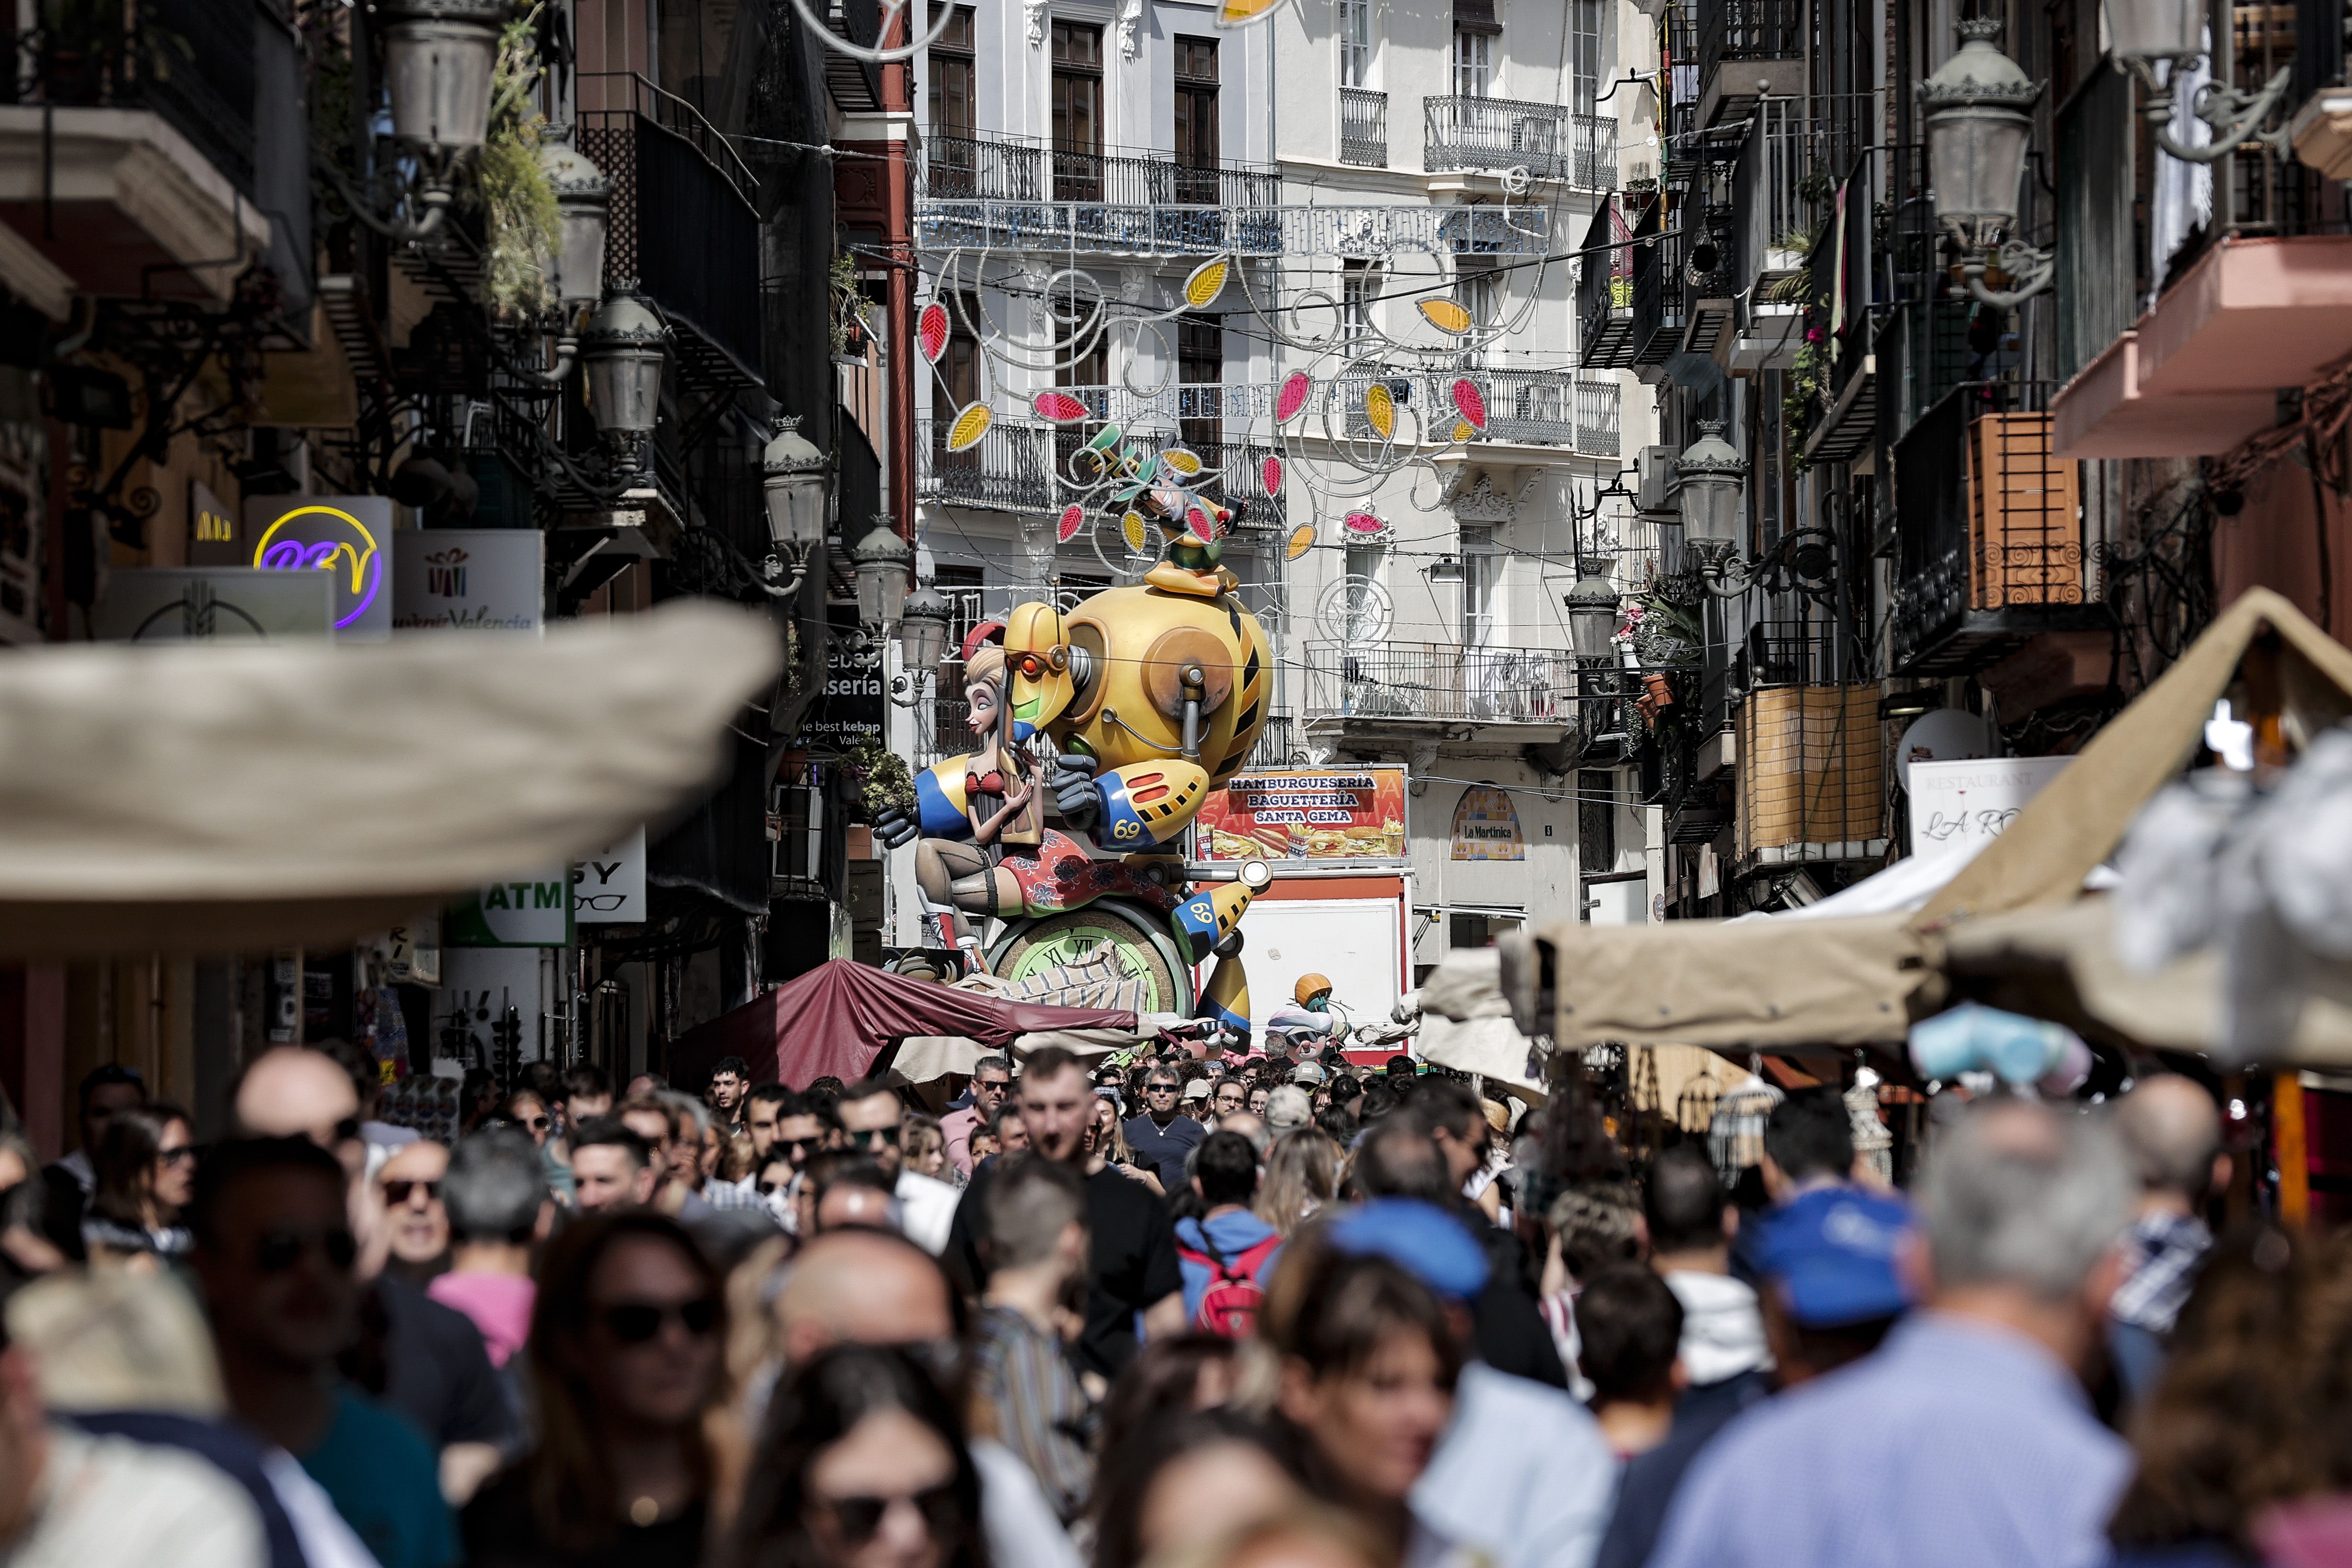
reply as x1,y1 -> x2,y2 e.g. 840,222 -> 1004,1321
0,1034 -> 2337,1568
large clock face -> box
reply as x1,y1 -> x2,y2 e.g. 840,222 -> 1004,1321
997,910 -> 1182,1015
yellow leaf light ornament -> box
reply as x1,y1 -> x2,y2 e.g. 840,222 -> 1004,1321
1364,381 -> 1395,441
1183,258 -> 1231,309
1418,298 -> 1474,335
945,402 -> 992,453
1285,522 -> 1317,561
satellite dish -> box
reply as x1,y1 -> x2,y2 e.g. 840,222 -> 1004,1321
1895,707 -> 1993,791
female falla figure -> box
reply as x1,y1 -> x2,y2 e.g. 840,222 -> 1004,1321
909,627 -> 1042,966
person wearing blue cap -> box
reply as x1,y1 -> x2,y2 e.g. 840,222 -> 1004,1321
1307,1198 -> 1617,1568
1647,1099 -> 2137,1568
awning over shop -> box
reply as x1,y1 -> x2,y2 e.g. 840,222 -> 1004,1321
0,601 -> 779,957
1520,587 -> 2352,1060
672,960 -> 1140,1088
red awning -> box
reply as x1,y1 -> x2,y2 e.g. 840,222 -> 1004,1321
670,960 -> 1141,1089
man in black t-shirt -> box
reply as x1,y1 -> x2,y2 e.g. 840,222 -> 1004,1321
946,1047 -> 1182,1385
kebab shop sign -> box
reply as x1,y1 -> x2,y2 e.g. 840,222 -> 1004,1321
1193,767 -> 1408,865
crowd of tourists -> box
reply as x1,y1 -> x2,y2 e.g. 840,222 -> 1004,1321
0,1035 -> 2336,1568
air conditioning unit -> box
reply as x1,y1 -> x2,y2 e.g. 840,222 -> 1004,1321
1635,444 -> 1677,512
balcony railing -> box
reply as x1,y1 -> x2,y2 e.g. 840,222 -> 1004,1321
1050,371 -> 1617,453
919,419 -> 1058,513
1341,88 -> 1389,167
921,417 -> 1280,515
1578,195 -> 1640,367
1424,97 -> 1616,189
915,201 -> 1550,257
4,0 -> 270,197
1303,641 -> 1582,726
1732,101 -> 1856,299
1697,0 -> 1804,83
1630,199 -> 1683,365
918,132 -> 1280,207
577,73 -> 763,386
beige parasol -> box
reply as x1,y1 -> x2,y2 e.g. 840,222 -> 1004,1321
0,600 -> 780,956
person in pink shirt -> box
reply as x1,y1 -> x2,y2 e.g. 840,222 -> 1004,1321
941,1055 -> 1012,1179
427,1128 -> 551,1373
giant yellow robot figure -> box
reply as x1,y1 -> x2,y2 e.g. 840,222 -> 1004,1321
875,494 -> 1275,1026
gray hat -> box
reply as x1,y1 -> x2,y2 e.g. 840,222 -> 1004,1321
1265,1085 -> 1314,1132
1182,1078 -> 1212,1102
1290,1061 -> 1327,1086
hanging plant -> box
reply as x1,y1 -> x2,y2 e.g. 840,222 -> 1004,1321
837,738 -> 916,824
474,5 -> 560,319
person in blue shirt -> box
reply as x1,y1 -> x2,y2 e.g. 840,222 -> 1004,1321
1172,1131 -> 1283,1331
192,1136 -> 456,1568
1648,1099 -> 2137,1568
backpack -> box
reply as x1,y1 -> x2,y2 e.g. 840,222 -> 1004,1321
1177,1227 -> 1283,1338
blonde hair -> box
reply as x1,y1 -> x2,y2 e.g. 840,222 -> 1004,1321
1254,1129 -> 1339,1238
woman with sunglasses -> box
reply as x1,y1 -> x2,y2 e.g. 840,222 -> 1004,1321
1087,1098 -> 1163,1196
84,1102 -> 196,1269
505,1090 -> 555,1148
727,1343 -> 987,1568
464,1212 -> 732,1568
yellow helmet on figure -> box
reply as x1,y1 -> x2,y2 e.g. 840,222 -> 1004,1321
1001,601 -> 1078,732
1295,973 -> 1333,1008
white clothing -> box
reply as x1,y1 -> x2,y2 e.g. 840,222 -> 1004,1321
1663,1269 -> 1772,1385
971,1437 -> 1084,1568
896,1168 -> 961,1256
1411,1362 -> 1616,1568
10,1426 -> 267,1568
258,1448 -> 383,1568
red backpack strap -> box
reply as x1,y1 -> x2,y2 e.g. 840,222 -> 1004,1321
1231,1234 -> 1283,1276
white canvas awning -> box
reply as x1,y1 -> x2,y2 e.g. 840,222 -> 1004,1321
0,601 -> 779,955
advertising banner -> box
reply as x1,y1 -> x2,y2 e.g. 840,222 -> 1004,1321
574,826 -> 647,924
93,568 -> 333,641
447,868 -> 574,947
1450,785 -> 1524,861
393,529 -> 543,632
1194,768 -> 1408,864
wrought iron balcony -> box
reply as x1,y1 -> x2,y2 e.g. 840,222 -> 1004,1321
1424,97 -> 1616,189
1577,194 -> 1641,368
1890,387 -> 2108,675
1696,0 -> 1805,124
918,415 -> 1280,517
918,132 -> 1279,207
577,74 -> 764,389
1341,88 -> 1389,168
914,200 -> 1551,258
1320,369 -> 1619,451
1302,641 -> 1582,728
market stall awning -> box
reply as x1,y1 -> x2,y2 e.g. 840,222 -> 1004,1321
1522,587 -> 2352,1057
0,602 -> 778,956
672,960 -> 1141,1088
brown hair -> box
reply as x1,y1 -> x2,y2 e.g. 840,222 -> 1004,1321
92,1103 -> 190,1230
523,1212 -> 731,1553
2109,1226 -> 2352,1553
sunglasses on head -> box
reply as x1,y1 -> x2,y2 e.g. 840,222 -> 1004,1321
598,1298 -> 720,1344
256,1227 -> 358,1274
382,1179 -> 441,1205
819,1482 -> 962,1545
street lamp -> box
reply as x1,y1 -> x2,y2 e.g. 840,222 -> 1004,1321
539,138 -> 611,312
851,517 -> 915,638
1564,563 -> 1621,662
373,0 -> 505,234
2103,0 -> 2290,161
1920,18 -> 2052,309
579,289 -> 667,475
761,415 -> 829,549
1674,420 -> 1746,559
894,584 -> 953,708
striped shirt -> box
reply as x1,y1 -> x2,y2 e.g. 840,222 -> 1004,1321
971,1305 -> 1095,1525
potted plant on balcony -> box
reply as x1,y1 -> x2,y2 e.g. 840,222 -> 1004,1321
475,6 -> 561,317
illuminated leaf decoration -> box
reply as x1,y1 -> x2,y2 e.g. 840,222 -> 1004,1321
1186,505 -> 1216,543
1161,448 -> 1203,477
1217,0 -> 1280,23
945,402 -> 992,452
1365,382 -> 1395,440
1419,298 -> 1474,335
1276,371 -> 1311,423
1285,522 -> 1317,561
1342,510 -> 1386,536
1452,420 -> 1476,443
1451,378 -> 1488,430
1122,510 -> 1149,550
1033,391 -> 1091,423
1184,259 -> 1231,309
918,302 -> 949,364
1056,503 -> 1087,543
1262,454 -> 1283,495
